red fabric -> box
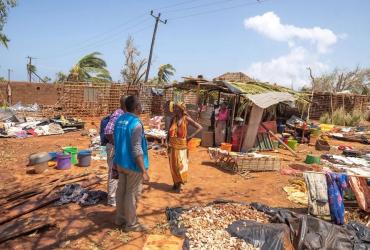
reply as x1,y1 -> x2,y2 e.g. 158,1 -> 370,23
231,126 -> 245,151
217,108 -> 229,121
26,129 -> 38,137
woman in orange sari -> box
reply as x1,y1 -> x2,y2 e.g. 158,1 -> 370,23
168,102 -> 202,192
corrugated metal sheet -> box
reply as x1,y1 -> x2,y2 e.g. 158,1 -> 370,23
245,92 -> 296,109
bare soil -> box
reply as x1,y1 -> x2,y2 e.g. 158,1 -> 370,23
0,120 -> 368,249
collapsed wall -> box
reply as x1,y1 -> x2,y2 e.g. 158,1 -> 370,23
0,82 -> 198,118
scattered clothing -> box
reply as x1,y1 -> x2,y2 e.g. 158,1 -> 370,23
283,179 -> 308,205
349,176 -> 370,212
168,116 -> 189,186
303,172 -> 330,217
326,173 -> 348,225
56,184 -> 107,206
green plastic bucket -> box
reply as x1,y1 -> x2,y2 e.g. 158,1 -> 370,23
305,154 -> 321,164
63,146 -> 78,165
287,139 -> 298,151
310,128 -> 321,137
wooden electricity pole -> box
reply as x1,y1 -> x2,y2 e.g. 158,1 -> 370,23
26,56 -> 35,83
144,11 -> 167,83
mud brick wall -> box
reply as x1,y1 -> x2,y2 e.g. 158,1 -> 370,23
0,82 -> 62,106
309,93 -> 369,119
0,81 -> 198,118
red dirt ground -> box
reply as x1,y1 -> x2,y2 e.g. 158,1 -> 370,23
0,121 -> 368,249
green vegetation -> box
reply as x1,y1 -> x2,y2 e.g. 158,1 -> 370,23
67,52 -> 111,82
0,0 -> 16,48
157,64 -> 175,85
319,108 -> 367,126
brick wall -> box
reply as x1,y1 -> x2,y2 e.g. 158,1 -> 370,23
309,93 -> 369,119
0,82 -> 62,106
0,81 -> 200,118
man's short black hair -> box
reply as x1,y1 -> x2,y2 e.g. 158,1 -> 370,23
125,95 -> 139,113
120,96 -> 126,107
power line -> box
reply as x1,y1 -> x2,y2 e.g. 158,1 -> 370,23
165,0 -> 241,14
169,0 -> 270,20
42,18 -> 152,60
38,2 -> 201,59
155,0 -> 202,11
47,13 -> 149,57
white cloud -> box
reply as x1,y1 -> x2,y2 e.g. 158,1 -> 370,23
244,12 -> 342,88
244,11 -> 338,53
248,47 -> 328,88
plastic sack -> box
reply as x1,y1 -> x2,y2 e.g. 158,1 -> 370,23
227,220 -> 293,250
346,221 -> 370,244
251,202 -> 370,250
288,215 -> 359,250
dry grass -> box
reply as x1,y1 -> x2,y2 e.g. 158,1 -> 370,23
319,108 -> 366,126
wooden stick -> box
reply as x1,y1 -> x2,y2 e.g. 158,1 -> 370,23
260,123 -> 298,157
0,176 -> 101,225
0,216 -> 56,243
0,173 -> 90,204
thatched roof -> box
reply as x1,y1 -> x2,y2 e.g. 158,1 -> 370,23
220,81 -> 309,103
213,72 -> 254,83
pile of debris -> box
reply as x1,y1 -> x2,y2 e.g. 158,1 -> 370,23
168,202 -> 269,249
0,112 -> 84,138
167,201 -> 370,249
0,172 -> 104,244
180,203 -> 269,249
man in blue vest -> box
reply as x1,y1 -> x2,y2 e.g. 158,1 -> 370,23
113,95 -> 149,232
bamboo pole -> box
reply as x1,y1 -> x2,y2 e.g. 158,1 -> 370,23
260,123 -> 298,157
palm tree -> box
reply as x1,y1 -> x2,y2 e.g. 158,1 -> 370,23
55,72 -> 67,83
0,0 -> 16,48
157,64 -> 176,85
67,52 -> 111,82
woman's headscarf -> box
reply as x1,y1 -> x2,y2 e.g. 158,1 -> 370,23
175,102 -> 186,111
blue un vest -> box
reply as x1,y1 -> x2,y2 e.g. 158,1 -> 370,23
113,113 -> 149,172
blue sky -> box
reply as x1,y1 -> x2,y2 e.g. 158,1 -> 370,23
1,0 -> 370,88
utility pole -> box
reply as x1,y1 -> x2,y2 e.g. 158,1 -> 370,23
26,56 -> 36,83
144,10 -> 167,83
7,69 -> 12,105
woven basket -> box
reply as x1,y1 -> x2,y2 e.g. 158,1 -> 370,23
233,155 -> 281,172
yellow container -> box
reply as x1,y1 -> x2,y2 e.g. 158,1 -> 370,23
221,143 -> 232,152
319,124 -> 335,132
188,138 -> 201,150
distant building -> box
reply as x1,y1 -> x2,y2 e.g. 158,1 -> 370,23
213,72 -> 254,83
